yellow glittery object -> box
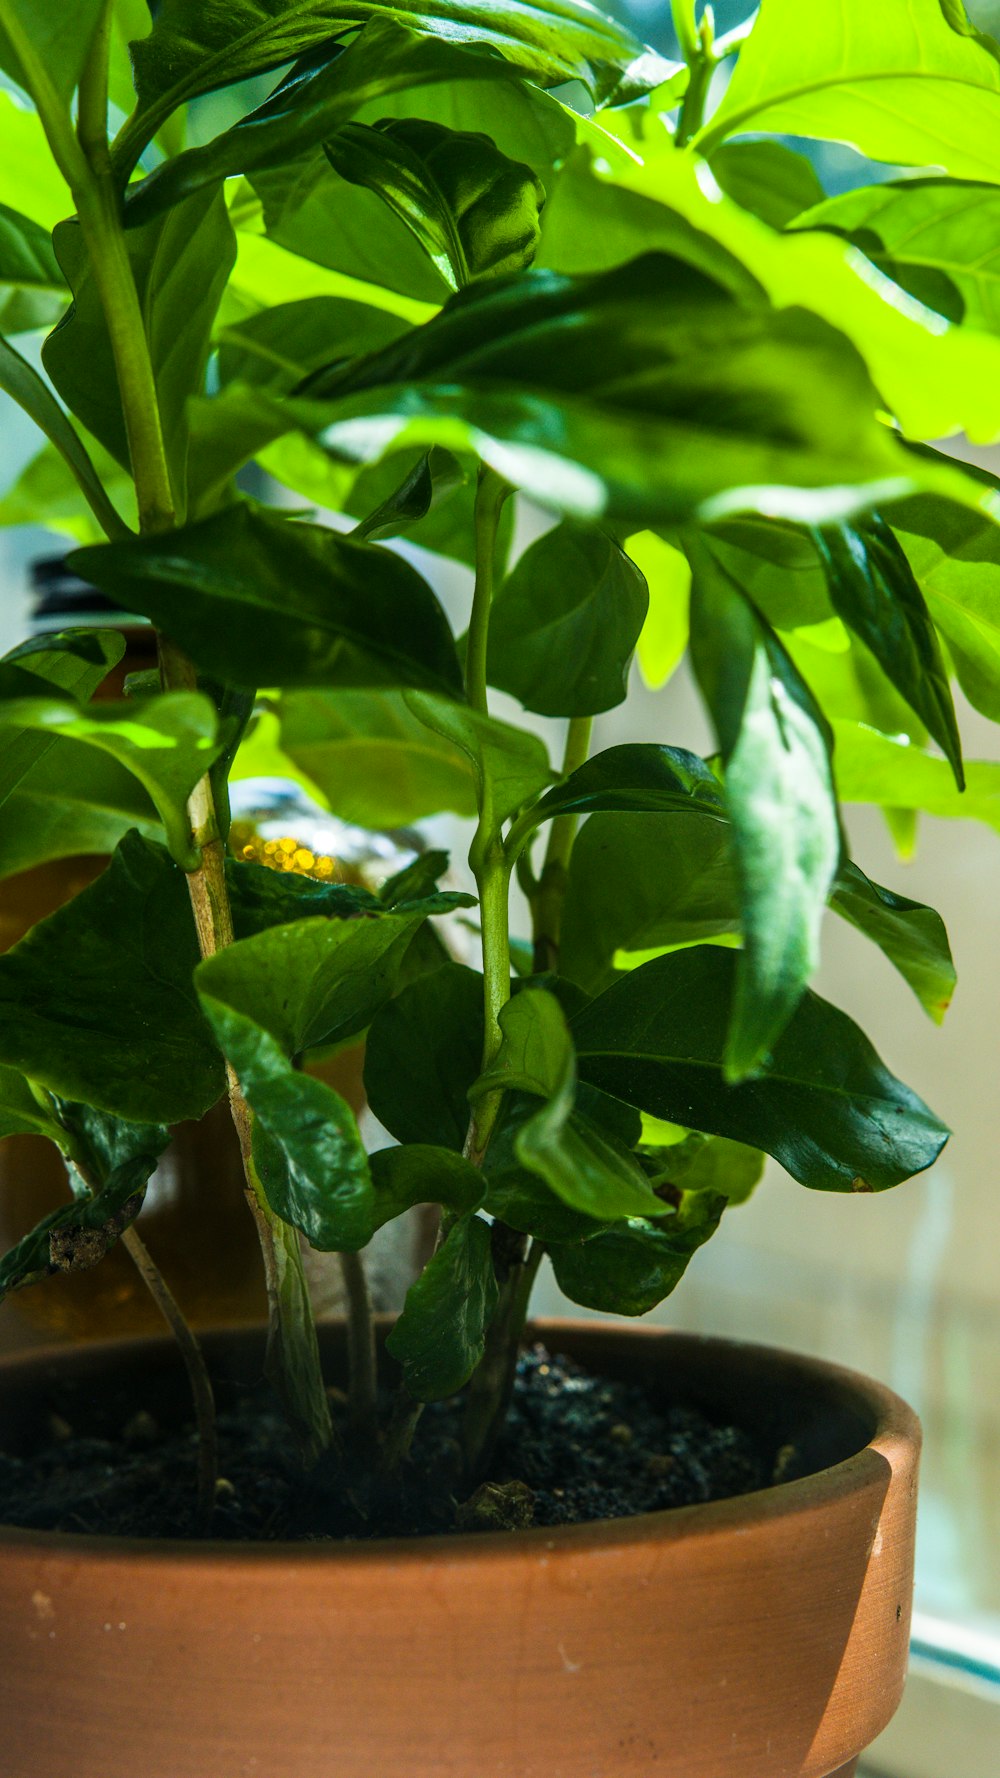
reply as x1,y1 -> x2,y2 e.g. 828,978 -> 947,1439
234,829 -> 342,882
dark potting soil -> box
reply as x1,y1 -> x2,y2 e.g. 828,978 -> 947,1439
0,1343 -> 773,1542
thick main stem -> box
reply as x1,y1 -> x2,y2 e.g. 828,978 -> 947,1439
74,28 -> 331,1461
121,1225 -> 218,1527
339,1249 -> 378,1442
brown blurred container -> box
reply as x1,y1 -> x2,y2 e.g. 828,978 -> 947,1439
0,1321 -> 919,1778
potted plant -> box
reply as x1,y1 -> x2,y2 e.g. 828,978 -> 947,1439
2,0 -> 1000,1772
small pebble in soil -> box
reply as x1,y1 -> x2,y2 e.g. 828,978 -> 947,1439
0,1343 -> 772,1543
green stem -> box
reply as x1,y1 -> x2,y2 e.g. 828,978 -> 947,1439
120,1224 -> 218,1528
72,23 -> 331,1463
465,466 -> 509,715
462,1236 -> 542,1480
531,715 -> 593,975
675,7 -> 717,148
339,1249 -> 378,1443
670,0 -> 702,66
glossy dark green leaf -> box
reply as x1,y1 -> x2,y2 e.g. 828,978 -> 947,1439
688,538 -> 841,1080
330,116 -> 543,293
369,1143 -> 484,1229
216,296 -> 407,392
509,742 -> 724,858
121,0 -> 670,170
225,853 -> 474,935
0,627 -> 125,807
0,1103 -> 168,1302
0,744 -> 161,881
472,989 -> 661,1220
386,1212 -> 498,1400
813,516 -> 964,789
303,251 -> 916,529
481,1132 -> 602,1243
698,0 -> 1000,183
561,810 -> 955,1026
892,495 -> 1000,722
571,947 -> 949,1193
0,0 -> 104,104
548,1194 -> 725,1316
43,188 -> 235,506
0,200 -> 66,334
71,504 -> 464,697
794,178 -> 1000,329
0,337 -> 124,541
486,523 -> 647,717
247,689 -> 477,827
352,448 -> 465,542
123,22 -> 553,227
0,833 -> 225,1123
404,693 -> 551,828
560,811 -> 739,994
0,691 -> 224,868
199,995 -> 375,1250
708,141 -> 825,231
364,962 -> 484,1148
196,904 -> 424,1059
831,860 -> 956,1024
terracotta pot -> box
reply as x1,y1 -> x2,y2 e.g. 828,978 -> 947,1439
0,1321 -> 919,1778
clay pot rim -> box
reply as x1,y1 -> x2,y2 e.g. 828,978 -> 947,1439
0,1318 -> 919,1565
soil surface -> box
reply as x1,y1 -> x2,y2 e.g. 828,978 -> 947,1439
0,1342 -> 774,1542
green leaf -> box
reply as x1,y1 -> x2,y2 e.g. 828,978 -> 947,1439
386,1212 -> 498,1400
0,627 -> 125,806
122,0 -> 670,168
510,742 -> 724,854
708,141 -> 825,230
326,118 -> 543,291
832,717 -> 1000,832
0,1103 -> 168,1302
352,447 -> 464,542
0,336 -> 124,541
698,0 -> 1000,183
404,693 -> 552,828
0,436 -> 135,545
486,523 -> 648,717
123,21 -> 563,228
0,691 -> 224,869
892,495 -> 1000,721
195,906 -> 424,1059
794,178 -> 1000,331
43,187 -> 236,509
813,516 -> 964,788
0,1067 -> 65,1143
240,688 -> 477,829
831,860 -> 956,1024
572,112 -> 1000,445
0,0 -> 104,104
0,200 -> 66,334
369,1142 -> 484,1229
0,744 -> 160,881
473,989 -> 662,1221
364,961 -> 484,1148
216,295 -> 407,392
199,995 -> 375,1251
0,832 -> 226,1123
224,854 -> 474,934
627,531 -> 690,691
707,518 -> 832,631
0,90 -> 72,230
570,946 -> 949,1193
561,811 -> 741,995
656,1133 -> 765,1205
549,1195 -> 725,1317
688,538 -> 841,1080
71,504 -> 464,697
561,810 -> 956,1026
303,251 -> 933,529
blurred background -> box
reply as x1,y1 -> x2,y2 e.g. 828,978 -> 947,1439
2,6 -> 999,1773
